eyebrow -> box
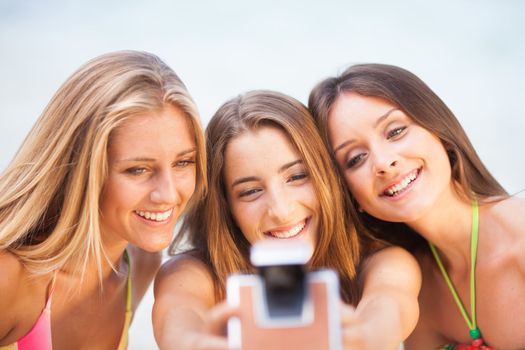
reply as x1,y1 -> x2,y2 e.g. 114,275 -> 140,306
117,147 -> 196,163
332,108 -> 399,155
231,159 -> 303,187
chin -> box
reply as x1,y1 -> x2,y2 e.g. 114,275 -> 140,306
138,235 -> 173,252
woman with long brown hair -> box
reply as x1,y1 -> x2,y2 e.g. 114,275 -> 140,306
309,63 -> 525,349
153,90 -> 420,350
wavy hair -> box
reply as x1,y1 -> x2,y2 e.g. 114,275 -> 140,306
175,90 -> 369,304
309,63 -> 507,251
0,50 -> 206,281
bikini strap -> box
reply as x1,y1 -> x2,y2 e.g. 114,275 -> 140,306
44,270 -> 59,311
124,250 -> 132,312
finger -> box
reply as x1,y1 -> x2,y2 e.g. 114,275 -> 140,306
205,301 -> 239,335
193,334 -> 233,350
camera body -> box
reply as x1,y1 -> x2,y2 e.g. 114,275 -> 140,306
227,240 -> 342,350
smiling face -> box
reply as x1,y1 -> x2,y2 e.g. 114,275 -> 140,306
99,104 -> 197,252
328,92 -> 455,224
224,125 -> 319,252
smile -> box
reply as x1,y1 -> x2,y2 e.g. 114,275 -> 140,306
264,218 -> 308,239
134,208 -> 173,222
382,168 -> 421,197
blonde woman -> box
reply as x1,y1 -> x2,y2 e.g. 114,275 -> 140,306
0,50 -> 206,350
153,90 -> 421,350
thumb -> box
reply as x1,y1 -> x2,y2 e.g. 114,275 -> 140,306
205,301 -> 239,336
340,300 -> 358,326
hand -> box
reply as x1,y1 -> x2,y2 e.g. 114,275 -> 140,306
340,301 -> 368,350
184,302 -> 240,350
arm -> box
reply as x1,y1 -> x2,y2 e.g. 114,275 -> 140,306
152,253 -> 237,350
0,251 -> 50,345
342,246 -> 421,350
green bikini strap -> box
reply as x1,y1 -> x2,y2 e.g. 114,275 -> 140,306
428,199 -> 479,334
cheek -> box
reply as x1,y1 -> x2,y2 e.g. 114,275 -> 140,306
177,170 -> 198,202
344,172 -> 367,197
100,178 -> 130,213
230,202 -> 259,242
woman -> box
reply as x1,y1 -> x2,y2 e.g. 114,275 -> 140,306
309,63 -> 525,349
0,50 -> 206,350
153,90 -> 420,350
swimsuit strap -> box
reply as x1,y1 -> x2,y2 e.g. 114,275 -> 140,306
116,249 -> 133,350
429,199 -> 489,347
124,250 -> 132,313
44,270 -> 59,311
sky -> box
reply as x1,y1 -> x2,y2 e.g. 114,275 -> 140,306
1,1 -> 524,348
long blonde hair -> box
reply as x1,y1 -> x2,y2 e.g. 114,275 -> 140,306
0,50 -> 206,280
177,90 -> 364,304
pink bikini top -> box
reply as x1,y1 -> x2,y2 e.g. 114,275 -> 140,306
1,252 -> 132,350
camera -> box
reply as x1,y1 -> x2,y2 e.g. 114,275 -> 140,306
227,240 -> 342,350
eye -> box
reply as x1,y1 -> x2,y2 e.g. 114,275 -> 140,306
287,172 -> 308,183
345,153 -> 367,169
174,158 -> 195,168
387,126 -> 407,139
125,167 -> 147,175
239,188 -> 262,198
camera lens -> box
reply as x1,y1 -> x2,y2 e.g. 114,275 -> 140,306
259,265 -> 306,318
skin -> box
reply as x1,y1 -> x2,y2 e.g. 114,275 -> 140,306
0,104 -> 196,349
153,125 -> 421,350
328,92 -> 525,349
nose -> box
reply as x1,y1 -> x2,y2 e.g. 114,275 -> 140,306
150,170 -> 180,205
371,147 -> 399,176
266,185 -> 295,223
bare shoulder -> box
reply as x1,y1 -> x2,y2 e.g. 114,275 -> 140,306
152,252 -> 216,340
0,250 -> 25,304
154,252 -> 214,300
485,196 -> 525,226
0,251 -> 28,341
484,197 -> 525,267
362,246 -> 420,277
360,246 -> 422,293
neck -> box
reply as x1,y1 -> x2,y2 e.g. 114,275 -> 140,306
408,185 -> 473,269
61,235 -> 129,285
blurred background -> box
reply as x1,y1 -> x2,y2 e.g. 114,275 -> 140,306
1,1 -> 524,348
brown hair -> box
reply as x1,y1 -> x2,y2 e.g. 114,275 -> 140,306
309,63 -> 507,251
175,90 -> 365,304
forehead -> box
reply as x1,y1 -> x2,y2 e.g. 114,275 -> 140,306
109,104 -> 194,157
331,93 -> 397,121
224,125 -> 300,176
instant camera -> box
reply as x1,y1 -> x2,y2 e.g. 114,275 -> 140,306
227,240 -> 342,350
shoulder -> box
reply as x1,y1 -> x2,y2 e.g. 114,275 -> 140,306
483,196 -> 525,229
360,246 -> 422,294
154,252 -> 214,298
361,246 -> 421,279
152,253 -> 216,338
0,252 -> 33,342
482,197 -> 525,269
0,251 -> 25,309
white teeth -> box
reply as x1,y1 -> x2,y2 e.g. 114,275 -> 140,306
385,170 -> 419,196
135,209 -> 173,222
267,221 -> 306,239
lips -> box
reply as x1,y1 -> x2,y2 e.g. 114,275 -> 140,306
264,218 -> 308,239
381,168 -> 421,197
